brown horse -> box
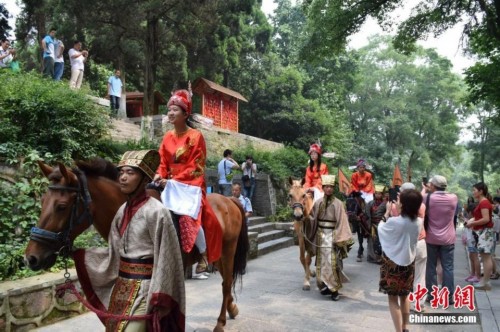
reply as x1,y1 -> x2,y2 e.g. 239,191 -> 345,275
288,177 -> 316,291
24,158 -> 248,332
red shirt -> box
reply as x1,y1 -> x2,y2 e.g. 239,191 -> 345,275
304,163 -> 328,191
473,199 -> 493,230
350,171 -> 374,193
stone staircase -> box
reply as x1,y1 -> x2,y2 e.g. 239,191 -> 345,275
247,216 -> 294,257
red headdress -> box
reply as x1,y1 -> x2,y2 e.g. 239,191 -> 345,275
308,143 -> 322,155
168,89 -> 192,116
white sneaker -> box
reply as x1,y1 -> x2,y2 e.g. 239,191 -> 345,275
473,281 -> 492,290
193,274 -> 209,280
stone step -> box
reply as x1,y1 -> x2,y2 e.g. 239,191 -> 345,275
247,216 -> 267,227
257,237 -> 294,256
257,229 -> 286,244
248,222 -> 275,234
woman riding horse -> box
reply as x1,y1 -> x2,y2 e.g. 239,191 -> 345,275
153,89 -> 222,274
304,143 -> 329,202
74,150 -> 185,331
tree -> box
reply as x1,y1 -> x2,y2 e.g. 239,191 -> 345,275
344,36 -> 467,183
301,0 -> 500,58
467,102 -> 500,182
300,0 -> 500,117
0,3 -> 12,39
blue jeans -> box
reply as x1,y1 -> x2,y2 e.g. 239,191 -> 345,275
242,178 -> 255,201
54,62 -> 64,80
425,243 -> 454,301
110,96 -> 120,112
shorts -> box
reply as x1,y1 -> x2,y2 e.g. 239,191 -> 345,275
467,245 -> 478,254
475,228 -> 495,254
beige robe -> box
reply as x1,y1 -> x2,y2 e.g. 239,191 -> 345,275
310,196 -> 354,292
74,198 -> 186,331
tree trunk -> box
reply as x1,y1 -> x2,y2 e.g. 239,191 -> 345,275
144,14 -> 158,116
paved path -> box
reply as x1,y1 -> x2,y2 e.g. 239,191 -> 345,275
35,229 -> 497,332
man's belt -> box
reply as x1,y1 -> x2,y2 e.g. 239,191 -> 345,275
318,220 -> 336,229
119,257 -> 154,280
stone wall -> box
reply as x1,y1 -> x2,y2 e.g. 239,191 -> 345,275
0,271 -> 84,332
128,115 -> 283,160
205,170 -> 276,216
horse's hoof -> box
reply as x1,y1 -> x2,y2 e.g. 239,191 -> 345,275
310,271 -> 316,278
213,326 -> 224,332
302,285 -> 310,291
228,303 -> 239,319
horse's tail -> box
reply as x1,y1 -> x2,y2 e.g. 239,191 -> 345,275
228,196 -> 249,288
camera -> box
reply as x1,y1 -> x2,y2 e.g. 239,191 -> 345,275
422,176 -> 428,185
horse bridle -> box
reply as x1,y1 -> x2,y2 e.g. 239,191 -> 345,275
30,168 -> 93,257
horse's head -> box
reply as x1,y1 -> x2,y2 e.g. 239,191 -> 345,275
288,176 -> 309,221
25,161 -> 90,271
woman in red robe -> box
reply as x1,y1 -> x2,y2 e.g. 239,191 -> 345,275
304,143 -> 329,201
350,159 -> 375,203
153,89 -> 221,274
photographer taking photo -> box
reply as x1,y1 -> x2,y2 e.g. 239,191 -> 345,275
0,38 -> 16,69
241,155 -> 257,201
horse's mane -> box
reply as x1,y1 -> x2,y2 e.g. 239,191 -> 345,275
74,158 -> 118,181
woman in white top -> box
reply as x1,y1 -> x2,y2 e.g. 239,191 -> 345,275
378,189 -> 423,332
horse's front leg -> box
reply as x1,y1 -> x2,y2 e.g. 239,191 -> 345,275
295,222 -> 311,290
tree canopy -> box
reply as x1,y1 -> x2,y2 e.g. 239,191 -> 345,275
0,3 -> 12,39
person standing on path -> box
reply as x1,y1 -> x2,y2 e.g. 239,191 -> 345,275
241,155 -> 257,201
217,149 -> 240,197
107,69 -> 123,117
68,40 -> 88,89
464,182 -> 495,290
53,37 -> 64,80
379,189 -> 423,332
310,174 -> 354,301
73,150 -> 186,332
41,28 -> 56,78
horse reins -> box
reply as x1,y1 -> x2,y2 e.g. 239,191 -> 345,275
290,200 -> 331,249
30,168 -> 93,263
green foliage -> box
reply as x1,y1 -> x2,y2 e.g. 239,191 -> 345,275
0,71 -> 109,162
267,204 -> 292,223
231,145 -> 308,182
343,36 -> 466,182
0,147 -> 47,280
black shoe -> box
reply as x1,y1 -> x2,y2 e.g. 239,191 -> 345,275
320,285 -> 333,296
331,291 -> 340,301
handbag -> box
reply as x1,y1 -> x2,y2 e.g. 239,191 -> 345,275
10,60 -> 20,73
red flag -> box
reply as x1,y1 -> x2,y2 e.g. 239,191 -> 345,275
392,164 -> 403,187
338,168 -> 352,196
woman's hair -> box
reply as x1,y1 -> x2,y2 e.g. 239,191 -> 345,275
308,153 -> 322,172
400,189 -> 423,220
473,182 -> 493,203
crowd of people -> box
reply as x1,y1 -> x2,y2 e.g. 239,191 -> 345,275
292,144 -> 499,332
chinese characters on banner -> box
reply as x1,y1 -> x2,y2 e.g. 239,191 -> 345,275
409,284 -> 475,312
